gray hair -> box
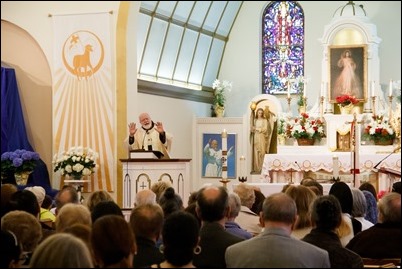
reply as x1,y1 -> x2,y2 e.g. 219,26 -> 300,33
135,189 -> 157,207
351,188 -> 367,218
233,183 -> 255,208
378,192 -> 401,223
227,192 -> 241,218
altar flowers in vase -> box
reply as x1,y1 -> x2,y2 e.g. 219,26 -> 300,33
363,114 -> 396,145
289,113 -> 326,145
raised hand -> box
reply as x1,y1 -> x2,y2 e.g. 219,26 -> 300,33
155,121 -> 165,133
128,122 -> 137,136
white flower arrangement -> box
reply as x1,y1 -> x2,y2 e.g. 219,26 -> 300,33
212,79 -> 232,107
53,146 -> 98,179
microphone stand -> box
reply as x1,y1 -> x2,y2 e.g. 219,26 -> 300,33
373,148 -> 398,170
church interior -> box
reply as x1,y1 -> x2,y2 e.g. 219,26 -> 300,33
2,1 -> 401,268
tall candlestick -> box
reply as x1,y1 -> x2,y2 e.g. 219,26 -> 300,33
333,155 -> 339,179
371,81 -> 375,97
221,129 -> 228,180
389,80 -> 393,96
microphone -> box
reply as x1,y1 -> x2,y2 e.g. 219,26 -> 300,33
295,161 -> 302,171
141,130 -> 148,150
373,149 -> 398,169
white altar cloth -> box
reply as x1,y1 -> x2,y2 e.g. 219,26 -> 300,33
261,152 -> 401,190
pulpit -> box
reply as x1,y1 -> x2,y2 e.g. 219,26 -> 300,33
120,158 -> 191,208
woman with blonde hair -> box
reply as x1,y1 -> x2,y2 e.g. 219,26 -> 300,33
285,185 -> 317,239
30,233 -> 93,268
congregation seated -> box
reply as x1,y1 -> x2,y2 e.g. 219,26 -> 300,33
91,215 -> 136,268
233,183 -> 262,236
329,182 -> 362,246
285,185 -> 316,239
193,185 -> 244,268
346,192 -> 401,259
85,190 -> 114,212
225,193 -> 330,268
351,188 -> 374,231
150,211 -> 200,268
225,192 -> 252,239
30,233 -> 94,268
302,195 -> 364,268
129,204 -> 165,268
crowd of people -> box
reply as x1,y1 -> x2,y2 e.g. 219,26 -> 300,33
1,178 -> 400,268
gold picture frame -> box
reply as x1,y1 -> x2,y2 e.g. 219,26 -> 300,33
328,45 -> 367,103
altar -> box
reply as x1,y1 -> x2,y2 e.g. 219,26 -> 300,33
261,152 -> 401,191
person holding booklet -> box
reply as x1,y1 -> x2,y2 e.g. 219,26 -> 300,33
124,112 -> 172,159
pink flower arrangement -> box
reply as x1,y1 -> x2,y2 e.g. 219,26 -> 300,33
336,94 -> 359,107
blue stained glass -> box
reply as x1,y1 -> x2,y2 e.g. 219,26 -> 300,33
262,1 -> 304,94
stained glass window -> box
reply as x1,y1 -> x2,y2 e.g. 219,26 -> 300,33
262,1 -> 304,94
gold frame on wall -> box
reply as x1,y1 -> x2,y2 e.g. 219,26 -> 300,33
328,45 -> 367,103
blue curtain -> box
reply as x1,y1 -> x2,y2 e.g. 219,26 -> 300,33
1,66 -> 58,197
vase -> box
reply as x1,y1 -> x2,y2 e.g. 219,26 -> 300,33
278,135 -> 286,145
72,174 -> 83,180
374,138 -> 394,145
297,138 -> 315,146
339,103 -> 354,115
14,171 -> 32,186
298,106 -> 306,114
214,105 -> 225,117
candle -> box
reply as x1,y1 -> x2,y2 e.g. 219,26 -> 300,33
333,155 -> 339,179
389,80 -> 393,96
221,129 -> 227,151
303,81 -> 307,97
240,155 -> 246,178
371,81 -> 375,97
287,82 -> 290,98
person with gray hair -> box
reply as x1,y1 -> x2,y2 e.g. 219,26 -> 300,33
135,189 -> 157,207
233,183 -> 261,236
346,192 -> 401,259
225,192 -> 252,239
351,188 -> 374,231
225,193 -> 330,268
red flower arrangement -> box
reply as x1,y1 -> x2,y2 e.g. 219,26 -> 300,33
336,95 -> 359,107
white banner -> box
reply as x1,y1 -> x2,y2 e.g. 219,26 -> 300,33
53,12 -> 114,192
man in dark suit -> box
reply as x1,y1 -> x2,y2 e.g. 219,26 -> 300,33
193,186 -> 243,268
225,193 -> 330,268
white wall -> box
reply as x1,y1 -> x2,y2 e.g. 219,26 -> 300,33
222,1 -> 401,117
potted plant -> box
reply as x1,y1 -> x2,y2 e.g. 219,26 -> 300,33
1,149 -> 40,185
336,94 -> 359,114
212,79 -> 232,117
277,116 -> 291,145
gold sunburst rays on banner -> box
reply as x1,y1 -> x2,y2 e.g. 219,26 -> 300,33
53,12 -> 114,192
